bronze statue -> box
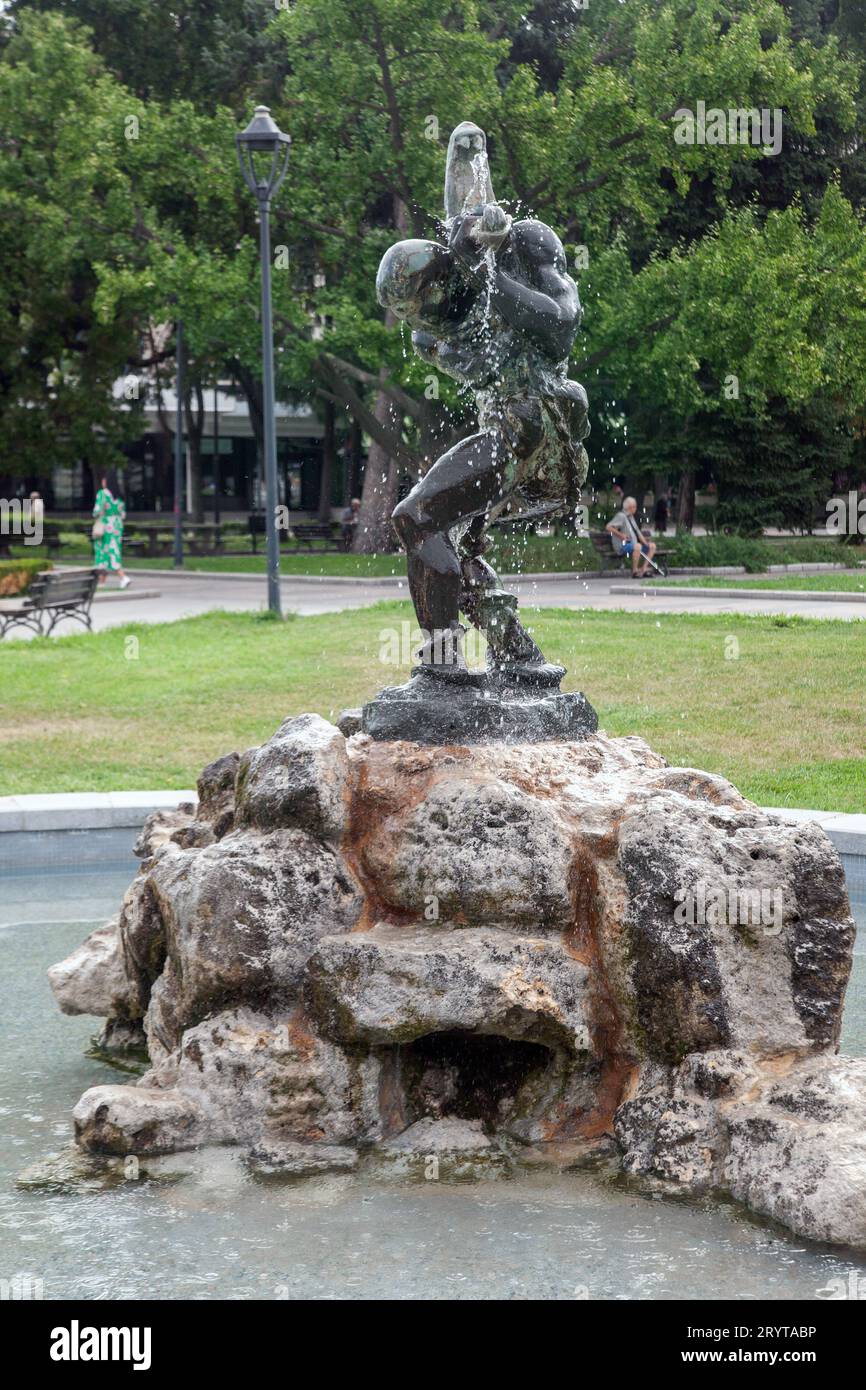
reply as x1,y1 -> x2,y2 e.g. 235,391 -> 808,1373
376,121 -> 590,687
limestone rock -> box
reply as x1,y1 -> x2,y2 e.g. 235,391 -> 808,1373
616,799 -> 854,1062
165,1006 -> 379,1148
92,1018 -> 148,1060
247,1139 -> 359,1176
723,1056 -> 866,1247
73,1085 -> 203,1155
378,1117 -> 513,1179
74,1007 -> 380,1156
614,1049 -> 866,1247
144,828 -> 362,1052
48,716 -> 862,1248
117,871 -> 165,1014
307,924 -> 591,1052
337,708 -> 363,737
358,774 -> 578,928
48,920 -> 139,1021
384,1116 -> 493,1153
17,1146 -> 137,1193
196,751 -> 239,836
169,752 -> 241,848
235,713 -> 348,840
133,805 -> 195,860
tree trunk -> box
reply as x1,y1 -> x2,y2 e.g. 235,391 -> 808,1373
346,419 -> 362,503
352,167 -> 412,550
676,468 -> 696,531
234,364 -> 265,509
318,399 -> 336,523
622,475 -> 646,514
353,371 -> 402,553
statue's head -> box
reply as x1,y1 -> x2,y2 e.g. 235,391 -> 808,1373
444,121 -> 495,221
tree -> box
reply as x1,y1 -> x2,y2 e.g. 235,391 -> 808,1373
0,12 -> 152,491
3,0 -> 864,544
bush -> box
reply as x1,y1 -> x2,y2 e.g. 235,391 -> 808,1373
0,557 -> 50,596
667,534 -> 853,572
487,530 -> 591,573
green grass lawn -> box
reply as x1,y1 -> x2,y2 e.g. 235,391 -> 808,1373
658,572 -> 866,593
11,537 -> 586,578
15,530 -> 858,579
1,604 -> 864,811
128,551 -> 407,577
121,533 -> 591,576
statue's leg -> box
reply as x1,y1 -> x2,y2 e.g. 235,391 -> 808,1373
459,545 -> 547,670
392,431 -> 506,669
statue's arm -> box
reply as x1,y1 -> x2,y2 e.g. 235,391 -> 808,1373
449,215 -> 579,359
489,222 -> 580,359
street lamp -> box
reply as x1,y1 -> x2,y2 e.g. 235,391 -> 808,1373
173,318 -> 184,569
236,104 -> 291,616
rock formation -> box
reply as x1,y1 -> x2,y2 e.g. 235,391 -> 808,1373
48,713 -> 864,1247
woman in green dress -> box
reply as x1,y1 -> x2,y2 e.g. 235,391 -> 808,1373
92,478 -> 131,588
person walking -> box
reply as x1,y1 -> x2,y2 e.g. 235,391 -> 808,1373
92,477 -> 131,588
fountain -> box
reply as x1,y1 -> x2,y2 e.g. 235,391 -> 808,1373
364,120 -> 595,743
41,125 -> 866,1253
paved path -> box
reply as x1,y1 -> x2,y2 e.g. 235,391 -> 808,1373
4,568 -> 865,639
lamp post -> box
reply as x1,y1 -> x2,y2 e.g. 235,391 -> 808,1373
236,104 -> 290,616
173,318 -> 184,569
212,382 -> 220,530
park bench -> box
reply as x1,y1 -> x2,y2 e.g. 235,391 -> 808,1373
247,512 -> 267,552
589,529 -> 671,575
0,520 -> 62,558
247,514 -> 342,553
39,522 -> 64,552
121,521 -> 224,558
290,522 -> 342,552
0,567 -> 100,638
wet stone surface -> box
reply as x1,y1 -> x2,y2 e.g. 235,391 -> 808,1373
41,713 -> 865,1251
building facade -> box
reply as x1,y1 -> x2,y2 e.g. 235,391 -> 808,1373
33,387 -> 362,518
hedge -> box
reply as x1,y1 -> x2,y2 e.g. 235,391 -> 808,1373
0,557 -> 50,596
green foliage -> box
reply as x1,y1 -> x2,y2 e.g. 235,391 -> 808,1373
0,556 -> 49,593
1,0 -> 865,526
665,533 -> 852,571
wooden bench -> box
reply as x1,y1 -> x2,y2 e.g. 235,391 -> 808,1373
0,520 -> 63,557
290,522 -> 341,552
247,513 -> 267,552
248,515 -> 341,553
39,522 -> 64,551
122,521 -> 225,558
589,529 -> 671,575
0,567 -> 100,638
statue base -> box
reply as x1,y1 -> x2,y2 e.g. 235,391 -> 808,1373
360,667 -> 598,745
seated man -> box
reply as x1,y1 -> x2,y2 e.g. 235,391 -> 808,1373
606,496 -> 657,577
341,497 -> 360,551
